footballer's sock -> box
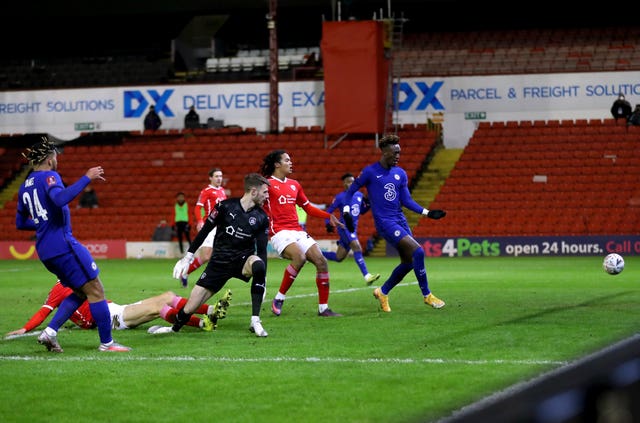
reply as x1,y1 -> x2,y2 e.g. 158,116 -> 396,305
251,260 -> 267,316
186,316 -> 201,327
353,251 -> 369,276
316,271 -> 330,305
49,293 -> 84,331
322,251 -> 338,261
381,262 -> 412,294
187,257 -> 203,274
89,300 -> 113,344
172,309 -> 193,332
172,296 -> 208,314
278,264 -> 298,295
160,305 -> 176,322
161,306 -> 200,327
412,247 -> 431,296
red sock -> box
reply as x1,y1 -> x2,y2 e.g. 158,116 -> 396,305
316,271 -> 330,304
188,257 -> 203,274
173,297 -> 209,314
161,305 -> 201,327
278,264 -> 298,295
161,305 -> 176,322
186,315 -> 201,328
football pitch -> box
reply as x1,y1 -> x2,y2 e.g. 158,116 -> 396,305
1,256 -> 638,422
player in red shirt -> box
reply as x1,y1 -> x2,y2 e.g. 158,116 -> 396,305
260,149 -> 343,317
177,167 -> 228,287
5,281 -> 229,337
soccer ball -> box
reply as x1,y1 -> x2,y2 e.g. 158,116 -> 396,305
603,253 -> 624,275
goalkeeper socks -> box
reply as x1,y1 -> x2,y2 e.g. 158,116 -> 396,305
251,260 -> 267,316
172,309 -> 193,332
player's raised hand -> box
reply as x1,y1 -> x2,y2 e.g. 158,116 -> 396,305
173,252 -> 195,280
86,166 -> 106,181
330,213 -> 344,230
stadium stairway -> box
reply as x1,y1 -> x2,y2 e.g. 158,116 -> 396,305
410,147 -> 464,238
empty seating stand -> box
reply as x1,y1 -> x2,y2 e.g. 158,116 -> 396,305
0,127 -> 437,245
422,119 -> 640,238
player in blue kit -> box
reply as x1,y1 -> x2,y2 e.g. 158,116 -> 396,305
342,134 -> 447,312
323,172 -> 380,285
16,136 -> 131,352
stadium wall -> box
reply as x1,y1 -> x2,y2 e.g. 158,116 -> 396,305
1,71 -> 637,146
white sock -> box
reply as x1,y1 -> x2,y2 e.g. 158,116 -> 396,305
44,327 -> 57,336
318,304 -> 328,313
275,293 -> 286,301
251,315 -> 261,323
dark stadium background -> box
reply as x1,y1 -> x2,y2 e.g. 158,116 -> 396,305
3,1 -> 637,58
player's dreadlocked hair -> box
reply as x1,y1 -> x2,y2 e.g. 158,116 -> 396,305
22,136 -> 58,168
379,134 -> 400,150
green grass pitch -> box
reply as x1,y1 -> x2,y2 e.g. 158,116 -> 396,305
1,256 -> 638,422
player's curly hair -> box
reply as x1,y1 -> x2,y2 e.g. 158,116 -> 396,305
260,149 -> 286,177
379,134 -> 400,149
22,136 -> 58,167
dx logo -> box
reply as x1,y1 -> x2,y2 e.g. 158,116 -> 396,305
123,89 -> 175,118
393,81 -> 444,111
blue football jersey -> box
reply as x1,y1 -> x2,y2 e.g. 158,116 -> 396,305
17,171 -> 89,260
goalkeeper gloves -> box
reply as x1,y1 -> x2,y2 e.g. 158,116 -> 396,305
173,252 -> 195,280
423,209 -> 446,220
325,223 -> 334,233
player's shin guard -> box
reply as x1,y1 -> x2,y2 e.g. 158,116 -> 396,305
412,247 -> 430,296
250,260 -> 266,316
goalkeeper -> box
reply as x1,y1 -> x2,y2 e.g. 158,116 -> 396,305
342,134 -> 447,312
165,173 -> 271,337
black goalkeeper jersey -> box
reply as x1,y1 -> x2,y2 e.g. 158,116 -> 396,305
189,198 -> 270,264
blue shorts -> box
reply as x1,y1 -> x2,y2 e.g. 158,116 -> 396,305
42,243 -> 99,290
336,227 -> 358,251
376,219 -> 412,249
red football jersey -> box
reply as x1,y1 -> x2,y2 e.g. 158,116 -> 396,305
22,281 -> 94,331
195,185 -> 227,221
263,176 -> 310,236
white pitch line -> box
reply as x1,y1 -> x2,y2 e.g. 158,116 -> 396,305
0,355 -> 567,365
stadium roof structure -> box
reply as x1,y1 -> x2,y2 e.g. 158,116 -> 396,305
1,1 -> 636,58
